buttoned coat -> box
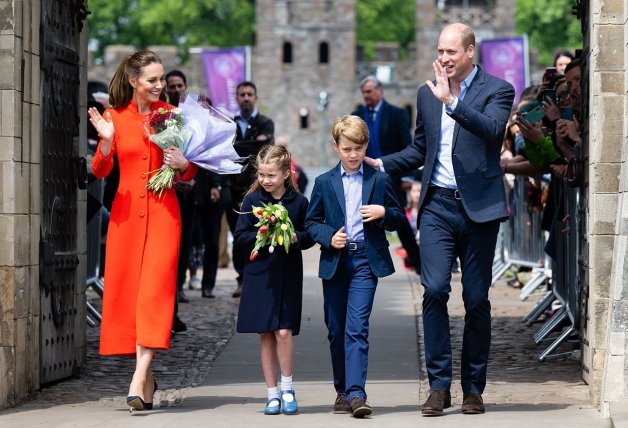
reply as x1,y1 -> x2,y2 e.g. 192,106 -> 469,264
234,188 -> 314,335
305,163 -> 407,280
382,66 -> 515,223
92,100 -> 197,356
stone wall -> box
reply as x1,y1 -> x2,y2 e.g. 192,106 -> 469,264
587,0 -> 628,416
0,0 -> 43,407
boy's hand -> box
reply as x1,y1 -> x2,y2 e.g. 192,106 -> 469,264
360,204 -> 385,222
331,226 -> 348,249
291,232 -> 298,244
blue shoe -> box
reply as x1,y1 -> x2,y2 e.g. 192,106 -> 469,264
264,397 -> 281,415
280,389 -> 298,415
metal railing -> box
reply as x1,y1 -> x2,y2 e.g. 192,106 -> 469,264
494,175 -> 581,361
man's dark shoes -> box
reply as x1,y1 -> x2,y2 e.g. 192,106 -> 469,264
349,397 -> 372,418
333,392 -> 351,414
177,289 -> 189,303
421,390 -> 451,416
461,392 -> 485,414
172,316 -> 187,333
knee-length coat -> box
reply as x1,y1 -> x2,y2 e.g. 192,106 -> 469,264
92,100 -> 196,356
235,188 -> 314,335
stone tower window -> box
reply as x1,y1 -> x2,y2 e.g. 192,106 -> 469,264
319,42 -> 329,64
283,41 -> 293,64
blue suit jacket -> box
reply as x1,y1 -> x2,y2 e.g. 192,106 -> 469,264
382,66 -> 515,223
352,100 -> 412,157
305,163 -> 406,280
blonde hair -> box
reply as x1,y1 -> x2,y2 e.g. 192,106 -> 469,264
247,145 -> 296,195
108,50 -> 162,109
331,115 -> 369,146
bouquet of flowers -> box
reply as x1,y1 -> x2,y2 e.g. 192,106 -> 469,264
248,202 -> 295,261
145,95 -> 243,197
145,107 -> 192,197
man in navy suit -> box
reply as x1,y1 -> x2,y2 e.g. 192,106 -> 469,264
352,76 -> 421,274
306,115 -> 406,418
366,23 -> 515,415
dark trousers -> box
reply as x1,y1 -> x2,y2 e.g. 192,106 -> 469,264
419,190 -> 499,394
176,191 -> 196,289
198,200 -> 224,294
224,185 -> 246,282
322,244 -> 378,401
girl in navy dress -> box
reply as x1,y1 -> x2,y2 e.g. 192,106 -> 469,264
234,145 -> 314,415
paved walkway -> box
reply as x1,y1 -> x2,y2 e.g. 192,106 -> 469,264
0,246 -> 612,427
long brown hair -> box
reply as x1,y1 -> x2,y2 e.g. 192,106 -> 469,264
108,50 -> 162,109
246,145 -> 296,195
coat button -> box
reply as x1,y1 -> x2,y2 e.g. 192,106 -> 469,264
140,192 -> 146,198
139,211 -> 145,218
141,173 -> 146,179
142,153 -> 148,160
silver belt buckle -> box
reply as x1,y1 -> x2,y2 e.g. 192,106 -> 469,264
454,190 -> 461,200
347,242 -> 358,251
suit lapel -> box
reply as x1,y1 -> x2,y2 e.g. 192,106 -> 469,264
362,166 -> 375,205
331,165 -> 346,218
452,67 -> 485,150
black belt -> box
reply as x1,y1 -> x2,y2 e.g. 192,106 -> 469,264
430,186 -> 461,200
346,241 -> 365,251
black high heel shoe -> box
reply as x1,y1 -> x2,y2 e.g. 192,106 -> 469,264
127,395 -> 145,411
143,379 -> 158,410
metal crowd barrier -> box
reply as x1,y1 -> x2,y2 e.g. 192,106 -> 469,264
493,175 -> 580,361
86,173 -> 104,326
493,176 -> 548,294
534,179 -> 579,361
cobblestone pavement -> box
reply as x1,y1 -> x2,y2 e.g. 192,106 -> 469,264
13,248 -> 592,414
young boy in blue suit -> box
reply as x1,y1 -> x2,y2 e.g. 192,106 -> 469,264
305,115 -> 406,418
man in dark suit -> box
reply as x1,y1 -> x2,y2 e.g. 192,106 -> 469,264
366,23 -> 515,415
352,76 -> 421,274
225,81 -> 274,297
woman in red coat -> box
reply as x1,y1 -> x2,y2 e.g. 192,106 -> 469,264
88,50 -> 196,411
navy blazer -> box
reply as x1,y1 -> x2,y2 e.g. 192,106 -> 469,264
305,163 -> 406,280
382,66 -> 515,223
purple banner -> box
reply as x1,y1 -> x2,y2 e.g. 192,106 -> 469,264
201,47 -> 249,114
479,36 -> 528,103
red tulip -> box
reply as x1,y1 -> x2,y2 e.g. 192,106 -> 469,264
270,216 -> 277,223
259,225 -> 269,234
249,251 -> 258,261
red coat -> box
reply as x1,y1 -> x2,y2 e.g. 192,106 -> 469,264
92,100 -> 196,356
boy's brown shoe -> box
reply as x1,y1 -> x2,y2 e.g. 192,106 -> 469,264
350,397 -> 372,418
333,392 -> 351,414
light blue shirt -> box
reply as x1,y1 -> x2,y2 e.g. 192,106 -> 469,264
340,163 -> 364,242
237,109 -> 258,137
431,65 -> 478,189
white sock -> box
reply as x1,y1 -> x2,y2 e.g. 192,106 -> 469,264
267,386 -> 280,400
280,375 -> 293,392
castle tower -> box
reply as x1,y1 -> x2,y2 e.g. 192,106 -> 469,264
253,0 -> 357,167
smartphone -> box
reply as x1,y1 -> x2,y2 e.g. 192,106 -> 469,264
560,106 -> 573,120
519,100 -> 545,125
540,89 -> 556,103
543,67 -> 558,84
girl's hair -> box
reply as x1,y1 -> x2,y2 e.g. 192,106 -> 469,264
108,50 -> 162,109
246,145 -> 296,195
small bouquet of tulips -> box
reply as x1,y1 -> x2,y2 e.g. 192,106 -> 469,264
248,202 -> 295,261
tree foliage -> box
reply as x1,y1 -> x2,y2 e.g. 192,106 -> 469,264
356,0 -> 416,60
515,0 -> 581,65
87,0 -> 255,62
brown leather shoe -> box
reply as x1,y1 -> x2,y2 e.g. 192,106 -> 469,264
461,392 -> 485,414
350,396 -> 372,418
332,392 -> 351,414
421,390 -> 451,416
